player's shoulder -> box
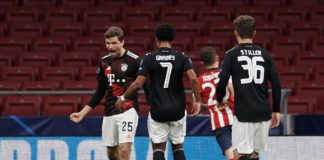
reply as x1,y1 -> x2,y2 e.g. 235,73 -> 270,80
225,45 -> 240,55
101,53 -> 112,60
125,50 -> 140,60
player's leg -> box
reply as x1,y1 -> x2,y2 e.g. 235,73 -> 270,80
169,112 -> 186,160
116,108 -> 139,160
102,116 -> 119,159
232,117 -> 256,160
148,113 -> 169,160
214,126 -> 234,160
252,120 -> 271,160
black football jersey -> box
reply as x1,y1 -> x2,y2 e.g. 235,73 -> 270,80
138,47 -> 193,122
216,43 -> 281,122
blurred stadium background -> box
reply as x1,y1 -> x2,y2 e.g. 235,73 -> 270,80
0,0 -> 324,159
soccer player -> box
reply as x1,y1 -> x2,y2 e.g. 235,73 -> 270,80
115,23 -> 201,160
216,15 -> 282,160
198,47 -> 234,160
70,26 -> 141,160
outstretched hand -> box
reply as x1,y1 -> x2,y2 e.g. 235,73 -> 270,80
191,102 -> 201,116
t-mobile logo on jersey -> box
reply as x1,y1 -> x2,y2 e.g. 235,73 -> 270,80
106,74 -> 126,86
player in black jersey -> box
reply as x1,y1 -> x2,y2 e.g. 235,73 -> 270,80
116,23 -> 201,160
70,26 -> 142,160
216,15 -> 282,160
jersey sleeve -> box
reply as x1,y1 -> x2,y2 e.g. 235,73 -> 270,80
137,54 -> 151,76
182,53 -> 194,71
87,62 -> 107,108
216,52 -> 232,103
266,53 -> 282,112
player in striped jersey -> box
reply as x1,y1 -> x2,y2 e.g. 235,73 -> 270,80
198,47 -> 234,160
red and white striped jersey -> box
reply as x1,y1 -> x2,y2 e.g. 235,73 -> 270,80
198,68 -> 234,130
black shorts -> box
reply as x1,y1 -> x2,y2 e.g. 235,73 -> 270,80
213,125 -> 232,154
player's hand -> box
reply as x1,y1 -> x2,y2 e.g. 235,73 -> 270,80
191,102 -> 201,116
115,97 -> 123,110
217,102 -> 227,110
270,112 -> 280,128
70,112 -> 84,123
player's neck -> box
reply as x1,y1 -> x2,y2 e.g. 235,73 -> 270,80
206,62 -> 219,69
158,41 -> 171,48
237,38 -> 253,44
117,48 -> 126,58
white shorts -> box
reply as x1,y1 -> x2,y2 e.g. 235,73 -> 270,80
102,108 -> 138,147
147,111 -> 187,144
232,117 -> 271,154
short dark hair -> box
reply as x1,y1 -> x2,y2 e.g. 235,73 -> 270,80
104,26 -> 124,41
233,15 -> 256,38
155,23 -> 176,42
200,47 -> 218,66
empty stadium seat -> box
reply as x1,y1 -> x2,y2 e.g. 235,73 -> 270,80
192,36 -> 231,52
160,7 -> 197,22
172,37 -> 192,51
124,36 -> 152,54
287,95 -> 316,114
254,21 -> 285,37
49,22 -> 85,38
0,54 -> 14,67
314,68 -> 324,81
289,0 -> 320,6
5,8 -> 40,22
208,22 -> 235,38
172,22 -> 204,37
44,8 -> 79,23
295,52 -> 324,67
41,67 -> 78,82
311,37 -> 324,51
22,0 -> 56,7
0,24 -> 5,37
128,22 -> 157,36
0,37 -> 30,52
176,0 -> 211,6
81,95 -> 105,116
98,0 -> 132,7
122,7 -> 157,21
252,0 -> 286,6
296,81 -> 324,113
62,81 -> 97,90
197,6 -> 234,22
18,52 -> 54,67
80,66 -> 98,81
9,22 -> 45,38
3,96 -> 40,116
235,6 -> 272,21
42,95 -> 80,115
277,66 -> 313,81
272,37 -> 309,51
138,93 -> 150,115
22,81 -> 60,90
82,7 -> 120,23
59,0 -> 95,8
272,6 -> 308,22
33,37 -> 71,53
310,6 -> 324,21
288,22 -> 322,38
58,51 -> 96,67
73,37 -> 105,52
0,81 -> 21,90
2,67 -> 38,81
0,0 -> 19,7
87,22 -> 126,37
271,54 -> 291,66
138,0 -> 173,6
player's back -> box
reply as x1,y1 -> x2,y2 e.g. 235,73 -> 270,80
222,43 -> 278,122
141,47 -> 193,122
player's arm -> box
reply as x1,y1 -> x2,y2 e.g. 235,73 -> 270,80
268,55 -> 282,128
186,69 -> 201,116
216,53 -> 231,104
70,65 -> 107,123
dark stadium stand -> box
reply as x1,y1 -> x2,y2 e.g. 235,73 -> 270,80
1,0 -> 324,115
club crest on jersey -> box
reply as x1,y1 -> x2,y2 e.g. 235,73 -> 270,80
121,63 -> 128,71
